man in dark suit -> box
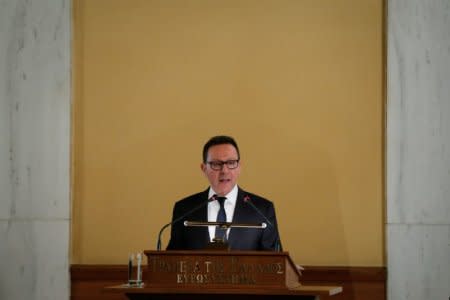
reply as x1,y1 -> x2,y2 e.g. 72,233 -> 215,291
167,135 -> 281,251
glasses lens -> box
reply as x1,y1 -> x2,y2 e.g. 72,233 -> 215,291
226,160 -> 238,169
209,162 -> 223,170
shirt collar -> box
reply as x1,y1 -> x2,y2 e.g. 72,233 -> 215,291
208,185 -> 238,205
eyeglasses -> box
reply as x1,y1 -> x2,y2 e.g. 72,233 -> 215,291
207,159 -> 240,171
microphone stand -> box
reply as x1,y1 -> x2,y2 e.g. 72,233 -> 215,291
244,195 -> 282,252
156,197 -> 216,251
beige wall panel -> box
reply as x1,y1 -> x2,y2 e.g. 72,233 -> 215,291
72,0 -> 384,266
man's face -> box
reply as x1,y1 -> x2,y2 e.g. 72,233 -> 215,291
201,144 -> 241,196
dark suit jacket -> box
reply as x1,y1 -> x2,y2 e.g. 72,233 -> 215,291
166,187 -> 281,251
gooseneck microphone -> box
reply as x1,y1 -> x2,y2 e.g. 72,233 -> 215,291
243,195 -> 281,251
156,195 -> 217,251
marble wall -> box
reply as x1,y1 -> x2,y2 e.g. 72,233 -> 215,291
0,0 -> 71,299
387,0 -> 450,299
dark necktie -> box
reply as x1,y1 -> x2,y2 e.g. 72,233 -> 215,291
215,196 -> 227,241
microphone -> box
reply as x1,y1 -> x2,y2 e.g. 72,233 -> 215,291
156,195 -> 217,250
243,195 -> 281,251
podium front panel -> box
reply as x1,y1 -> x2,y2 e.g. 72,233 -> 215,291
144,250 -> 301,289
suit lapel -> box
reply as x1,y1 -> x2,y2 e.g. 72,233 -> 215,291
197,189 -> 211,243
228,188 -> 246,247
182,189 -> 210,247
231,188 -> 246,223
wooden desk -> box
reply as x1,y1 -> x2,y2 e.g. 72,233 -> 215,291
105,250 -> 342,300
106,284 -> 342,300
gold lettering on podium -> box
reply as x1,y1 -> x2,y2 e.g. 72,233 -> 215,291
149,256 -> 284,285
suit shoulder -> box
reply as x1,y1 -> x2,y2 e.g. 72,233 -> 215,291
174,190 -> 207,206
240,189 -> 274,206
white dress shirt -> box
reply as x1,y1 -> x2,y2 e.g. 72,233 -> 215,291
207,185 -> 238,241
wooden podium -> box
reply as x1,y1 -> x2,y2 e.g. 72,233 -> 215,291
105,250 -> 342,300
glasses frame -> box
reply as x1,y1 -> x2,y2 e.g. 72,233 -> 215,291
207,159 -> 240,171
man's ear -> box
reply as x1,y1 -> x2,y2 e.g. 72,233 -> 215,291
200,163 -> 206,173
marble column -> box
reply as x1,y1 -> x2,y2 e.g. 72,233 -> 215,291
387,0 -> 450,299
0,0 -> 71,299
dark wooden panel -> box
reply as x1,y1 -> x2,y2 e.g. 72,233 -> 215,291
300,266 -> 386,300
70,264 -> 386,300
